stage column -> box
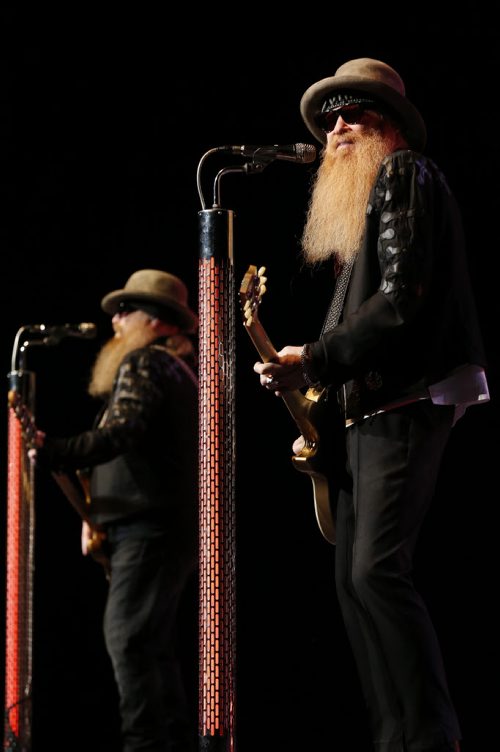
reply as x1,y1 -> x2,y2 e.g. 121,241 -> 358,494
198,207 -> 237,752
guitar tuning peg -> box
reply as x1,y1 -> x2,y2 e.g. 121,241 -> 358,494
257,266 -> 266,277
259,283 -> 267,294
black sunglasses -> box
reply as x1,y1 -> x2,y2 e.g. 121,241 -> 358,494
117,301 -> 137,315
318,104 -> 378,134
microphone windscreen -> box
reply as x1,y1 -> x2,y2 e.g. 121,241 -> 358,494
296,143 -> 317,163
78,323 -> 97,338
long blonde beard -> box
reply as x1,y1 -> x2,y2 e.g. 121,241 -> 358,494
301,127 -> 401,265
88,323 -> 155,398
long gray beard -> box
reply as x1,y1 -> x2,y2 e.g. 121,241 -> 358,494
301,129 -> 398,266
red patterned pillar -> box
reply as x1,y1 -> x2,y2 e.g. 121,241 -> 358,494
4,371 -> 36,752
198,209 -> 237,752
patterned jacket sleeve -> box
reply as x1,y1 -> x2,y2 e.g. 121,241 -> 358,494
41,346 -> 172,470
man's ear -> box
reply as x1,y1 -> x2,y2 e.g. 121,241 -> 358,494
148,317 -> 165,336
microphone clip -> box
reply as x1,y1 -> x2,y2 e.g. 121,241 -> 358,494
242,161 -> 268,174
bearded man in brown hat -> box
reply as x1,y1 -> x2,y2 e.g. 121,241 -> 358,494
35,269 -> 199,752
253,58 -> 490,752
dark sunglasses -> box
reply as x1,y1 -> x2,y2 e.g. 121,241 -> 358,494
117,301 -> 137,315
318,104 -> 377,134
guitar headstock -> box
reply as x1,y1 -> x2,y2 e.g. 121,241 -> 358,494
239,265 -> 267,328
8,389 -> 37,448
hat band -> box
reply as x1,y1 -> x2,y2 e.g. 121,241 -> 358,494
321,92 -> 377,114
118,299 -> 181,323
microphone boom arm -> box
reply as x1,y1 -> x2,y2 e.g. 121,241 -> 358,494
212,164 -> 267,208
196,143 -> 317,210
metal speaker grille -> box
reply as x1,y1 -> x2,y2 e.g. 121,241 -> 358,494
198,256 -> 237,752
4,406 -> 34,752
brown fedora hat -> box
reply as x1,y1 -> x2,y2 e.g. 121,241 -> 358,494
101,269 -> 198,333
300,57 -> 426,151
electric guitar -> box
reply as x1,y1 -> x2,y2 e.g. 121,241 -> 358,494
8,389 -> 110,575
239,264 -> 336,544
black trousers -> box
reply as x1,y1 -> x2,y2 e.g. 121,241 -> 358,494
103,528 -> 196,752
335,400 -> 461,752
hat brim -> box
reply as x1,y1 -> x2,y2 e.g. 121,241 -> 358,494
300,75 -> 427,152
101,290 -> 198,334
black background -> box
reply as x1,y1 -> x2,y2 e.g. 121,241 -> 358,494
1,10 -> 498,752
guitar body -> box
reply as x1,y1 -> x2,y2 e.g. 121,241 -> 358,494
239,265 -> 338,545
289,387 -> 336,545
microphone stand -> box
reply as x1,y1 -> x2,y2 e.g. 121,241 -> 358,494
4,326 -> 97,752
198,161 -> 239,752
4,330 -> 39,752
197,146 -> 302,751
197,150 -> 270,752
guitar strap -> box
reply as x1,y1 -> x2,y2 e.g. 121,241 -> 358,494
320,258 -> 354,336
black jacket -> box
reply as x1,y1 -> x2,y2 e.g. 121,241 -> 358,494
42,341 -> 198,556
308,149 -> 487,421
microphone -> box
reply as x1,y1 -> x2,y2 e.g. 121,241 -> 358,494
220,143 -> 317,164
26,322 -> 97,345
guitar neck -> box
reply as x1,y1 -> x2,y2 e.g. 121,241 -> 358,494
8,390 -> 94,525
244,319 -> 320,442
51,471 -> 92,525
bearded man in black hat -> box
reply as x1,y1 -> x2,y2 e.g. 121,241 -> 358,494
253,58 -> 490,752
36,268 -> 199,752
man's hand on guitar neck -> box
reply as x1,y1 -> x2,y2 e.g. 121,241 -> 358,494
253,345 -> 305,395
27,429 -> 47,464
